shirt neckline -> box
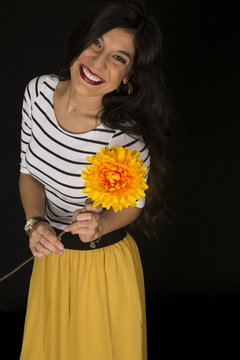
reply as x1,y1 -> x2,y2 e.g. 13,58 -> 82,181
48,75 -> 103,136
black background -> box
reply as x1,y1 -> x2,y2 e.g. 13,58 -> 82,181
0,0 -> 239,358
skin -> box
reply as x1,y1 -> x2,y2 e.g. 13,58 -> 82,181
19,28 -> 142,258
53,27 -> 136,134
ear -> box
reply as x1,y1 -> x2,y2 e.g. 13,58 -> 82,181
123,68 -> 134,84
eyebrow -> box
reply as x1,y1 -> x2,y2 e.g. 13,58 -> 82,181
99,36 -> 132,60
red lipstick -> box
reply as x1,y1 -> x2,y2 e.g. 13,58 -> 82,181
79,64 -> 105,85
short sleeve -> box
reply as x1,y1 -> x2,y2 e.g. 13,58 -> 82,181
20,82 -> 33,174
108,130 -> 150,208
20,75 -> 47,174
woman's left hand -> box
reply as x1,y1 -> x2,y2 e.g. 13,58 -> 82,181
64,204 -> 103,242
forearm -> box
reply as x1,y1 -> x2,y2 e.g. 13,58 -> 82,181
99,206 -> 142,236
19,173 -> 46,221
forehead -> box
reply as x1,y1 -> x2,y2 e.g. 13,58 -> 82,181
101,28 -> 135,55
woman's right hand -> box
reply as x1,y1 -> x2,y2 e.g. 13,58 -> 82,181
29,222 -> 64,258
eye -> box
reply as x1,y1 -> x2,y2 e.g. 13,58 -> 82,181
93,39 -> 101,48
113,55 -> 127,64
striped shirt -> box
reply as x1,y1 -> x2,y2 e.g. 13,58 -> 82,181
20,74 -> 150,230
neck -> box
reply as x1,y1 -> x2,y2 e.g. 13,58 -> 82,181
65,81 -> 103,113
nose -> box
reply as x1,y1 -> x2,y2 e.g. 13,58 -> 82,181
92,52 -> 107,70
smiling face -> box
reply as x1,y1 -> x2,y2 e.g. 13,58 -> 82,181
69,28 -> 135,98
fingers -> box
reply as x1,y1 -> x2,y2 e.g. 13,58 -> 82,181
65,215 -> 99,234
69,211 -> 99,228
64,211 -> 100,242
31,248 -> 44,258
67,219 -> 99,235
29,223 -> 64,258
71,203 -> 103,223
64,205 -> 103,243
85,204 -> 103,213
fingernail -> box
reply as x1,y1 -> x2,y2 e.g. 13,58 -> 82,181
64,226 -> 69,232
59,251 -> 64,256
58,243 -> 64,250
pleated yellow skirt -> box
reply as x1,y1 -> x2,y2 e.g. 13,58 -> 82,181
20,231 -> 147,360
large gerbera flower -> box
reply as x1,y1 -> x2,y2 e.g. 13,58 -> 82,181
81,145 -> 149,212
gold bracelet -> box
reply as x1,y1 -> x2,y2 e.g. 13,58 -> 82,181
90,222 -> 103,249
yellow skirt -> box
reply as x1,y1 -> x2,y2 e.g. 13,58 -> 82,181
20,231 -> 147,360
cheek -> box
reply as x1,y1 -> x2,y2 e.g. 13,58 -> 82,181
70,63 -> 79,82
71,50 -> 91,68
108,65 -> 128,83
77,48 -> 96,60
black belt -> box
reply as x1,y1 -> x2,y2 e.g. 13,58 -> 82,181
54,227 -> 127,251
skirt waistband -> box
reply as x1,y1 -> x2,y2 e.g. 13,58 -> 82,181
54,227 -> 127,251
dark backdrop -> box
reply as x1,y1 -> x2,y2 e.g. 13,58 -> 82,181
0,1 -> 239,358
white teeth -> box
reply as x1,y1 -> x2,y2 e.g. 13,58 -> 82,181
82,65 -> 102,82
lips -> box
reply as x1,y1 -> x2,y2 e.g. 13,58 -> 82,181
79,64 -> 105,85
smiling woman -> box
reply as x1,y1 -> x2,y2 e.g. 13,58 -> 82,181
62,28 -> 135,111
19,0 -> 173,359
52,27 -> 136,135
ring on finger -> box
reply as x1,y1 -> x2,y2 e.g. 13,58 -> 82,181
92,214 -> 96,221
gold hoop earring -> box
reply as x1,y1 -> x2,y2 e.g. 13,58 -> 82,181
116,81 -> 133,95
127,82 -> 133,95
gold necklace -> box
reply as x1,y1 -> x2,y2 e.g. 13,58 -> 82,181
67,95 -> 102,129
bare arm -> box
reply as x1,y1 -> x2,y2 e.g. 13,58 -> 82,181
19,173 -> 46,221
19,173 -> 64,257
99,206 -> 142,235
19,174 -> 142,251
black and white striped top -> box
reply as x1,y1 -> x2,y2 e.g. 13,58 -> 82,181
20,74 -> 150,230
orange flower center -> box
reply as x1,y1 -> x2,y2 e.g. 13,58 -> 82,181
98,162 -> 133,192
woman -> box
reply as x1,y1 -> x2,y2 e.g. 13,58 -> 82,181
19,0 -> 173,359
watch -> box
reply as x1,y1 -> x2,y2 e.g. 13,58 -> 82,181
24,217 -> 49,236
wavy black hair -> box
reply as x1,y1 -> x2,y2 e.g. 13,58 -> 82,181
59,0 -> 175,240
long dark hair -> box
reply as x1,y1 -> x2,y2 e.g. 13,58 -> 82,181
59,0 -> 175,240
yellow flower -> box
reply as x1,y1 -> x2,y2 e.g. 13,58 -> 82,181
81,145 -> 149,212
